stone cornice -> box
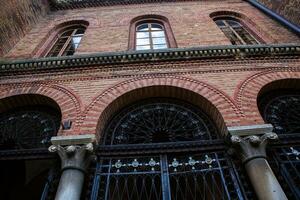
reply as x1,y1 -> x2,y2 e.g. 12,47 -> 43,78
1,44 -> 299,74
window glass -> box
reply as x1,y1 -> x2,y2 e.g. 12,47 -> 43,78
136,45 -> 151,50
152,37 -> 166,44
214,18 -> 259,45
136,32 -> 150,38
135,22 -> 168,50
151,31 -> 165,37
151,23 -> 163,30
137,24 -> 148,31
136,38 -> 150,45
46,25 -> 86,57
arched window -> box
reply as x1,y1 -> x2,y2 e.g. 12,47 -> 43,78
0,95 -> 61,150
214,18 -> 259,45
135,22 -> 168,50
129,16 -> 177,51
87,98 -> 252,200
46,24 -> 86,57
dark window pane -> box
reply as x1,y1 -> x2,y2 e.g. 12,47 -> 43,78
137,24 -> 148,31
61,29 -> 74,37
215,20 -> 225,27
151,23 -> 163,30
227,20 -> 241,28
75,28 -> 85,34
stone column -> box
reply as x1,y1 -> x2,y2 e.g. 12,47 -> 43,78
229,124 -> 287,200
48,135 -> 95,200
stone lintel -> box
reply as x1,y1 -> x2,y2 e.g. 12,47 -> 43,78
228,124 -> 273,136
51,134 -> 96,146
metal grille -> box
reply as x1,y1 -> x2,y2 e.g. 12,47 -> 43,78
0,107 -> 61,150
268,146 -> 300,199
103,99 -> 218,145
90,152 -> 245,200
86,99 -> 249,199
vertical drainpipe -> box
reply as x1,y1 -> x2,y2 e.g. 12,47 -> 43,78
245,0 -> 300,36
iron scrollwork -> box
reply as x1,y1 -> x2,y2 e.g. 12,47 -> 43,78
103,99 -> 218,145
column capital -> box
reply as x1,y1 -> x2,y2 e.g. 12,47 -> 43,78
48,134 -> 96,172
228,124 -> 278,163
230,132 -> 278,163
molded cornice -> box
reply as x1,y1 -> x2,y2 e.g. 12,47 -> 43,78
1,44 -> 299,74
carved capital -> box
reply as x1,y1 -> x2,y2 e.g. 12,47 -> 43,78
230,132 -> 278,163
49,143 -> 94,172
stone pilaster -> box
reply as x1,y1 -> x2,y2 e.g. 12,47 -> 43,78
49,135 -> 95,200
229,124 -> 287,200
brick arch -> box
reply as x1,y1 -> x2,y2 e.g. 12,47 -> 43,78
235,70 -> 300,125
81,76 -> 242,138
0,84 -> 82,135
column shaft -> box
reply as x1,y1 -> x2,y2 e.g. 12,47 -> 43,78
55,169 -> 85,200
245,158 -> 287,200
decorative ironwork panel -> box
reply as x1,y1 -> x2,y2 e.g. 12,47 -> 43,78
0,107 -> 61,150
90,152 -> 246,200
168,153 -> 244,200
268,146 -> 300,199
94,156 -> 162,200
103,99 -> 218,145
259,93 -> 300,134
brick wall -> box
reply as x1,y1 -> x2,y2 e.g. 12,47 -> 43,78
4,0 -> 300,59
0,0 -> 300,138
0,0 -> 49,57
257,0 -> 300,25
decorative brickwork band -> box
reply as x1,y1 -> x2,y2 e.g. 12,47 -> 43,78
229,125 -> 287,200
49,135 -> 95,200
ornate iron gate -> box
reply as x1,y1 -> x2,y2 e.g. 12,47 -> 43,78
89,152 -> 245,200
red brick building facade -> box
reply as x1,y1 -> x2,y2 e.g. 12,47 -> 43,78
0,0 -> 299,199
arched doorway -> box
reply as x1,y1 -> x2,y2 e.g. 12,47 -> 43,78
88,92 -> 250,200
0,94 -> 62,200
258,79 -> 300,199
